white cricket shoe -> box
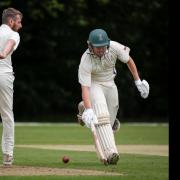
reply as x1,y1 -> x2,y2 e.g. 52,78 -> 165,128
3,154 -> 13,167
107,153 -> 119,165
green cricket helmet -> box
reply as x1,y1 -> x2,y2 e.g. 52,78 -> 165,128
88,29 -> 110,47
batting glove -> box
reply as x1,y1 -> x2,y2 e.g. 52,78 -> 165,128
135,79 -> 150,98
82,108 -> 98,128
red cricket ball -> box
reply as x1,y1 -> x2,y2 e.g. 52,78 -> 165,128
62,156 -> 70,163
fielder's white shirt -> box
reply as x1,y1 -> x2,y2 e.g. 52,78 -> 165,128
0,24 -> 20,73
78,41 -> 130,87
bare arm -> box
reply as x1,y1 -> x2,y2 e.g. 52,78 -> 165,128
126,56 -> 140,81
0,39 -> 16,59
81,85 -> 92,109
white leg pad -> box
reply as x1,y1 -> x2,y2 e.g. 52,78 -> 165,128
96,124 -> 118,158
92,103 -> 119,164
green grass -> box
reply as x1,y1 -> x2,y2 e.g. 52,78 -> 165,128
0,122 -> 168,180
13,123 -> 168,145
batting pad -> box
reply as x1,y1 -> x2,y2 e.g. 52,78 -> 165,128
93,103 -> 110,124
92,103 -> 119,162
96,123 -> 118,159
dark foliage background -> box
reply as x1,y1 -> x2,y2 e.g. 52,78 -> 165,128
0,0 -> 168,122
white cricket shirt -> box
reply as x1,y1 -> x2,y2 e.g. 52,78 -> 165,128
78,41 -> 130,87
0,24 -> 20,73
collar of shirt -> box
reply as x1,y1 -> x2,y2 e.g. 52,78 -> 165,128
87,49 -> 109,59
1,24 -> 12,31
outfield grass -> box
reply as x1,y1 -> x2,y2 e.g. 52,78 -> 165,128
0,123 -> 168,180
13,123 -> 168,145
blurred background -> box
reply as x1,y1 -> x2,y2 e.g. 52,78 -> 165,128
0,0 -> 168,122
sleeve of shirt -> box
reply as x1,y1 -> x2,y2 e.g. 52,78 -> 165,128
9,32 -> 20,50
78,53 -> 92,87
111,41 -> 130,63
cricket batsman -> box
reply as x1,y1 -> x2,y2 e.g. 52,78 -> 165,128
77,29 -> 149,165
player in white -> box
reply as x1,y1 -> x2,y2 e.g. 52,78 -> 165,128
77,29 -> 149,165
0,7 -> 23,166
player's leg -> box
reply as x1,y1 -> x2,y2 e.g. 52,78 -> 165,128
104,84 -> 120,132
112,118 -> 120,132
0,74 -> 14,166
90,83 -> 119,164
77,101 -> 85,126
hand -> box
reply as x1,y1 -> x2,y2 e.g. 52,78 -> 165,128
82,108 -> 98,128
135,79 -> 149,98
0,52 -> 5,59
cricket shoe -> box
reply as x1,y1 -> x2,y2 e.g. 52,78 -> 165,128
112,118 -> 120,132
3,154 -> 13,167
77,101 -> 85,126
107,153 -> 119,165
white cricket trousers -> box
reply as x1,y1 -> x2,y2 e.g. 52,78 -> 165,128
0,73 -> 15,156
90,82 -> 119,126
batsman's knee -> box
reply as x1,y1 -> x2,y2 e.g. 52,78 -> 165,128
93,103 -> 110,124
